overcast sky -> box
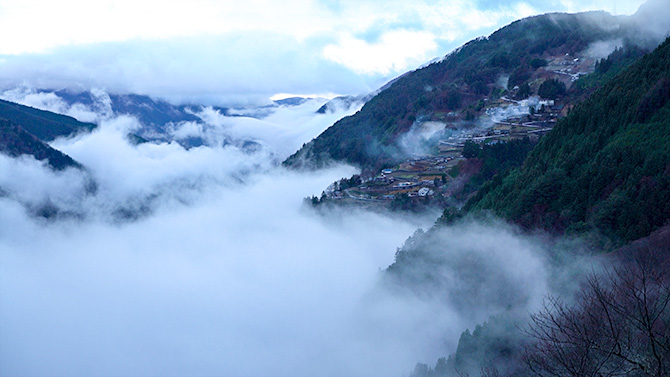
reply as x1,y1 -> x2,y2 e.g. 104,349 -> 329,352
0,0 -> 646,105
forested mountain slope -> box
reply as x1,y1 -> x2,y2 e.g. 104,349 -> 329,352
0,119 -> 80,170
0,99 -> 96,141
0,99 -> 96,170
285,11 -> 649,172
466,36 -> 670,245
388,36 -> 670,377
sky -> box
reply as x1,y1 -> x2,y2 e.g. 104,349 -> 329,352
0,0 -> 647,105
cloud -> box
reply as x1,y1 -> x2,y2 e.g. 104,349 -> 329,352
0,0 -> 331,55
0,114 -> 447,375
323,30 -> 438,75
398,120 -> 446,156
0,35 -> 376,106
0,153 -> 563,377
191,99 -> 364,159
0,85 -> 113,123
0,0 -> 648,104
0,84 -> 600,377
0,0 -> 646,56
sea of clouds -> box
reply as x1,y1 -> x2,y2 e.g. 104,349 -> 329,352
0,89 -> 576,377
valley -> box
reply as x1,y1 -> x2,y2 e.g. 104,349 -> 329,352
1,1 -> 669,377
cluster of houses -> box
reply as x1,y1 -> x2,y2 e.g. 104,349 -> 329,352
438,101 -> 559,149
550,54 -> 592,82
323,73 -> 582,206
324,97 -> 564,204
317,51 -> 599,208
324,155 -> 456,202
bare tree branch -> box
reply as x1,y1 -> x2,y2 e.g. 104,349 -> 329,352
524,248 -> 669,377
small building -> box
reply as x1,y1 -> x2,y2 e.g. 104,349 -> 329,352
418,187 -> 434,197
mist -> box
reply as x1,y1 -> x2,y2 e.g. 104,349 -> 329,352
0,112 -> 438,376
0,35 -> 378,107
0,93 -> 575,376
5,1 -> 663,373
399,120 -> 447,156
0,168 -> 438,377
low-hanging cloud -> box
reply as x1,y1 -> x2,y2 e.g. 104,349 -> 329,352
398,120 -> 447,156
0,119 -> 442,376
191,99 -> 364,159
0,96 -> 598,376
1,85 -> 364,162
1,85 -> 114,123
0,173 -> 568,377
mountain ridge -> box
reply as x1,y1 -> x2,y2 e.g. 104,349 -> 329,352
0,98 -> 96,141
0,118 -> 80,170
284,8 -> 667,173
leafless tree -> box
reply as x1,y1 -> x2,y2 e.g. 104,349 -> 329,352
525,247 -> 670,377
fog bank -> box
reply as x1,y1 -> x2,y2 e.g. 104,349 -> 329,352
0,168 -> 439,377
0,108 -> 445,376
0,91 -> 569,377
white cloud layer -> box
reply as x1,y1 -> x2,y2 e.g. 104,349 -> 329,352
0,86 -> 363,160
324,30 -> 438,75
0,112 -> 442,376
0,96 -> 572,377
0,0 -> 646,104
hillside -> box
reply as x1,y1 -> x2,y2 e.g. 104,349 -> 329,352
284,11 -> 644,172
0,99 -> 95,170
466,36 -> 670,246
0,99 -> 96,141
388,36 -> 670,377
0,119 -> 80,170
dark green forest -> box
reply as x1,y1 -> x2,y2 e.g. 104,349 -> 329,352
0,99 -> 96,141
466,37 -> 670,246
391,36 -> 670,377
0,99 -> 98,170
0,119 -> 80,170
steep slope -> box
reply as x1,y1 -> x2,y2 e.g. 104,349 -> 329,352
389,36 -> 670,377
0,99 -> 96,141
284,11 -> 635,171
466,36 -> 670,245
0,119 -> 80,170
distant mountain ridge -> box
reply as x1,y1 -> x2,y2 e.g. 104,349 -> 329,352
52,90 -> 214,128
52,90 -> 325,127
